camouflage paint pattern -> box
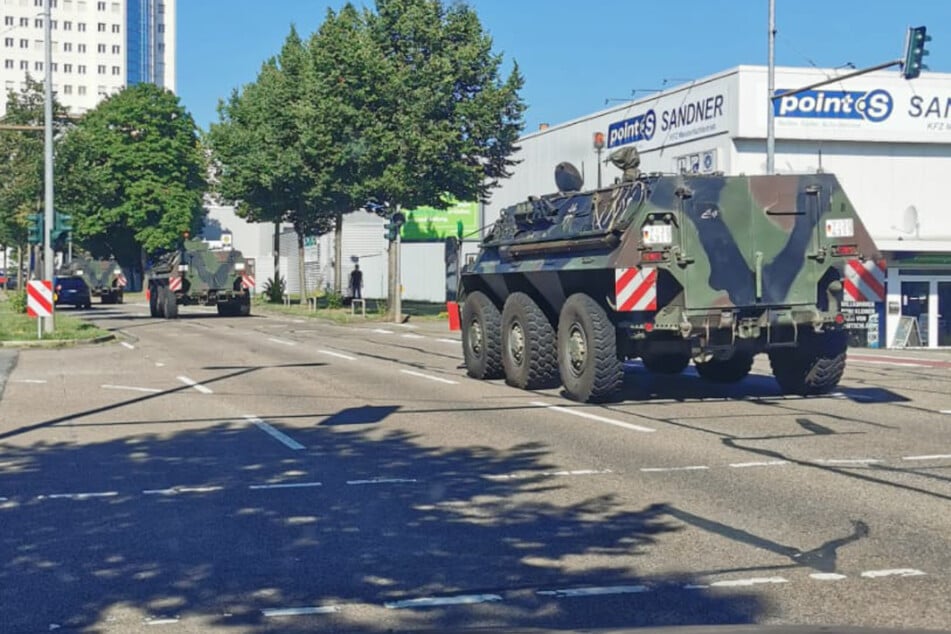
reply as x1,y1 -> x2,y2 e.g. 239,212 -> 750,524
462,171 -> 880,333
60,256 -> 124,294
149,239 -> 253,300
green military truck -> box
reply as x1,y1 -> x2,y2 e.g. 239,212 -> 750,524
455,147 -> 881,402
58,255 -> 126,304
146,239 -> 254,319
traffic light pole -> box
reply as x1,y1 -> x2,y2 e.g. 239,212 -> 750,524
393,208 -> 402,324
42,0 -> 54,334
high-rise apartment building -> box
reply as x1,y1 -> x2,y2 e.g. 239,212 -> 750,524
0,0 -> 175,116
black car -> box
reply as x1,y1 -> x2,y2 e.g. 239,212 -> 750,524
54,276 -> 92,309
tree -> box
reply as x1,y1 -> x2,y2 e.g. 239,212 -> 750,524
209,27 -> 339,300
0,76 -> 69,280
55,83 -> 206,284
356,0 -> 526,317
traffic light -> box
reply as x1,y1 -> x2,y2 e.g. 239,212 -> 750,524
383,212 -> 406,242
27,213 -> 43,245
902,26 -> 931,79
51,212 -> 73,243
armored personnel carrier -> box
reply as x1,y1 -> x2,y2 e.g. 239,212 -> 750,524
456,148 -> 880,402
59,255 -> 126,304
146,239 -> 254,318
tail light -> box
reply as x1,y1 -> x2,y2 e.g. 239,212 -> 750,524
55,284 -> 61,291
834,313 -> 845,325
831,244 -> 859,257
644,322 -> 655,332
641,251 -> 666,263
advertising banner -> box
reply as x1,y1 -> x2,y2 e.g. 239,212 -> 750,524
402,199 -> 480,242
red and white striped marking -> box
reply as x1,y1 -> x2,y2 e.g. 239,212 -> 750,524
116,273 -> 127,288
241,274 -> 255,289
27,280 -> 53,317
615,267 -> 657,311
844,259 -> 885,302
168,276 -> 182,292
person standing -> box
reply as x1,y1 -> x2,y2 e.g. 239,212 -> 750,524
348,264 -> 363,299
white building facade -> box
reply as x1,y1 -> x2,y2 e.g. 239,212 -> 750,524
0,0 -> 174,116
484,65 -> 951,349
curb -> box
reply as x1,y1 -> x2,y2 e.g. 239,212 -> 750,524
0,333 -> 116,349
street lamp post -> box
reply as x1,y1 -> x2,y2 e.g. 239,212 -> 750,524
766,0 -> 776,175
42,0 -> 55,333
593,132 -> 605,188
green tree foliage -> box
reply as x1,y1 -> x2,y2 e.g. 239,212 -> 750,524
55,83 -> 206,276
0,76 -> 69,251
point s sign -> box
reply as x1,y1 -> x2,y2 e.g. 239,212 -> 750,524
774,88 -> 894,123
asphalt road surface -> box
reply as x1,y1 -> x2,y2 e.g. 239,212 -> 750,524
1,302 -> 950,633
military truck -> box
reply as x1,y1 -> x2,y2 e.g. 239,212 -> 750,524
146,239 -> 254,319
59,255 -> 126,304
455,147 -> 881,403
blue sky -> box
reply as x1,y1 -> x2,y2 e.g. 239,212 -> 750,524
177,0 -> 951,133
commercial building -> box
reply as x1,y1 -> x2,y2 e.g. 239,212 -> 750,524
0,0 -> 174,116
483,65 -> 951,349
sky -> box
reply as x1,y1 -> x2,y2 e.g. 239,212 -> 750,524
177,0 -> 951,134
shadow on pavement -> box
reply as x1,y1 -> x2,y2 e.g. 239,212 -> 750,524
0,409 -> 763,632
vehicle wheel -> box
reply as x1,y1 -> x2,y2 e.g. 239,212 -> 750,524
695,352 -> 754,383
557,293 -> 623,403
117,292 -> 124,305
642,353 -> 690,375
501,292 -> 559,390
238,300 -> 250,317
461,291 -> 503,380
769,330 -> 847,395
163,287 -> 179,319
217,302 -> 236,317
149,285 -> 163,318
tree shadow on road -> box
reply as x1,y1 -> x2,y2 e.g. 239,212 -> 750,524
0,409 -> 763,632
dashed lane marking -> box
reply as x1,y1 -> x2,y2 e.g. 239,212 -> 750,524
372,328 -> 393,334
142,486 -> 223,496
268,337 -> 295,346
485,469 -> 613,481
176,376 -> 212,394
384,594 -> 502,609
531,401 -> 655,433
401,333 -> 425,340
346,478 -> 418,485
400,369 -> 459,385
851,359 -> 927,368
13,379 -> 47,384
860,569 -> 927,578
42,491 -> 118,500
263,606 -> 340,617
729,460 -> 789,468
249,482 -> 323,490
810,573 -> 848,581
709,576 -> 789,587
101,384 -> 162,394
144,618 -> 180,626
537,585 -> 649,598
120,341 -> 135,350
640,465 -> 709,473
902,454 -> 951,461
318,349 -> 356,361
437,338 -> 459,344
814,458 -> 882,465
941,410 -> 951,415
244,415 -> 305,451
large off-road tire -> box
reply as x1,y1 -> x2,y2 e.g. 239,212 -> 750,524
163,286 -> 179,319
557,293 -> 623,403
642,353 -> 690,375
116,291 -> 124,305
769,330 -> 847,395
695,352 -> 754,383
217,302 -> 235,317
461,291 -> 503,380
150,284 -> 163,318
501,292 -> 559,390
238,299 -> 251,317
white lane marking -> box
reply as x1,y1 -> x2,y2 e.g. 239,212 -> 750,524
729,460 -> 789,468
44,491 -> 118,500
484,469 -> 612,480
346,478 -> 418,485
437,338 -> 459,344
244,415 -> 305,451
268,337 -> 295,346
810,573 -> 847,581
683,584 -> 710,590
709,577 -> 789,587
101,384 -> 162,394
177,376 -> 213,394
318,349 -> 356,361
372,328 -> 393,334
640,465 -> 709,473
142,486 -> 223,495
537,585 -> 649,598
814,456 -> 884,466
940,410 -> 951,415
851,359 -> 927,368
155,362 -> 165,367
249,482 -> 323,490
145,618 -> 180,625
400,369 -> 458,385
262,606 -> 340,617
530,401 -> 655,433
14,379 -> 47,384
291,319 -> 305,324
902,454 -> 951,461
402,333 -> 424,340
384,594 -> 501,609
120,341 -> 135,350
860,568 -> 926,578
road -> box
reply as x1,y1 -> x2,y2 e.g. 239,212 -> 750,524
0,302 -> 949,633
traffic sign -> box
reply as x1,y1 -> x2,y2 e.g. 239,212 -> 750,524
27,280 -> 53,318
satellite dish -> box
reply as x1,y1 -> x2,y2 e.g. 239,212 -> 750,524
891,204 -> 920,239
555,162 -> 583,192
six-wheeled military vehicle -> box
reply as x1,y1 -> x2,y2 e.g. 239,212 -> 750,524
456,147 -> 881,402
58,255 -> 126,304
146,239 -> 254,319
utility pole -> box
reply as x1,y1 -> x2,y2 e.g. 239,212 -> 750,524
42,0 -> 55,333
393,209 -> 402,324
766,0 -> 776,175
